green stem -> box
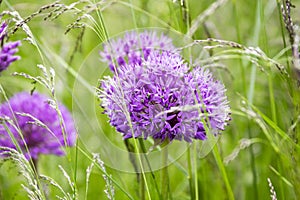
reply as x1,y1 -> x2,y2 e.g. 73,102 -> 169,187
245,0 -> 263,198
247,64 -> 258,200
161,144 -> 169,200
212,145 -> 234,200
125,1 -> 152,197
139,139 -> 161,199
140,174 -> 145,200
247,127 -> 258,199
187,145 -> 194,199
193,143 -> 199,200
277,158 -> 285,200
73,138 -> 79,199
268,67 -> 276,124
131,138 -> 151,200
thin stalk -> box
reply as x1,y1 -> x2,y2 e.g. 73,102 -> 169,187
126,1 -> 152,199
268,74 -> 277,124
232,0 -> 246,92
275,1 -> 294,103
131,138 -> 152,200
93,0 -> 109,42
246,0 -> 264,198
129,0 -> 138,29
247,85 -> 259,200
119,1 -> 175,31
167,1 -> 180,30
182,2 -> 195,197
0,85 -> 46,198
212,145 -> 235,200
178,0 -> 190,33
232,8 -> 248,198
193,143 -> 199,200
73,138 -> 79,199
277,158 -> 286,200
187,145 -> 194,199
276,0 -> 290,69
140,173 -> 145,200
260,0 -> 276,125
77,146 -> 135,200
161,144 -> 169,200
138,139 -> 161,199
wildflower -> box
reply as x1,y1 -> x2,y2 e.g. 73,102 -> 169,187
0,92 -> 76,160
99,51 -> 230,142
0,22 -> 21,72
99,30 -> 177,72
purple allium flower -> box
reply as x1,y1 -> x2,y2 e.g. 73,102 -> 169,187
100,51 -> 230,142
0,22 -> 21,72
0,92 -> 76,160
99,31 -> 177,72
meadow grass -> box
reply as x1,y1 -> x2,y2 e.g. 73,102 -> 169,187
0,0 -> 299,199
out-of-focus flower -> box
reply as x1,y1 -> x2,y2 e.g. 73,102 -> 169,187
99,51 -> 230,142
0,92 -> 76,160
0,22 -> 21,72
99,30 -> 177,72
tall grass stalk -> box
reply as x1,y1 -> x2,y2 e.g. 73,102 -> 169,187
276,0 -> 290,68
133,138 -> 151,199
263,3 -> 284,199
2,0 -> 300,199
0,85 -> 42,186
2,6 -> 79,189
212,145 -> 235,200
245,0 -> 266,198
77,146 -> 134,200
73,138 -> 79,199
187,0 -> 228,37
180,3 -> 197,199
0,147 -> 47,200
127,1 -> 148,198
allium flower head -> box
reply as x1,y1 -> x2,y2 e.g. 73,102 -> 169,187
100,31 -> 177,71
100,50 -> 230,142
0,92 -> 76,160
0,22 -> 21,72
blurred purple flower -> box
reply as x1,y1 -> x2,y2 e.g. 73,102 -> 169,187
0,92 -> 76,160
99,30 -> 177,72
0,22 -> 21,72
100,51 -> 230,142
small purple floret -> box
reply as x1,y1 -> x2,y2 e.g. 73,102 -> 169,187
0,92 -> 76,160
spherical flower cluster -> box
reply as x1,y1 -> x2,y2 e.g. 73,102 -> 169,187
0,22 -> 21,72
100,48 -> 230,142
100,31 -> 177,72
0,92 -> 76,160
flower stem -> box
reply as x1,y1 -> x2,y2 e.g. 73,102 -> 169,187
138,139 -> 161,199
212,145 -> 234,200
161,143 -> 169,200
132,138 -> 152,199
187,146 -> 194,199
193,143 -> 199,200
